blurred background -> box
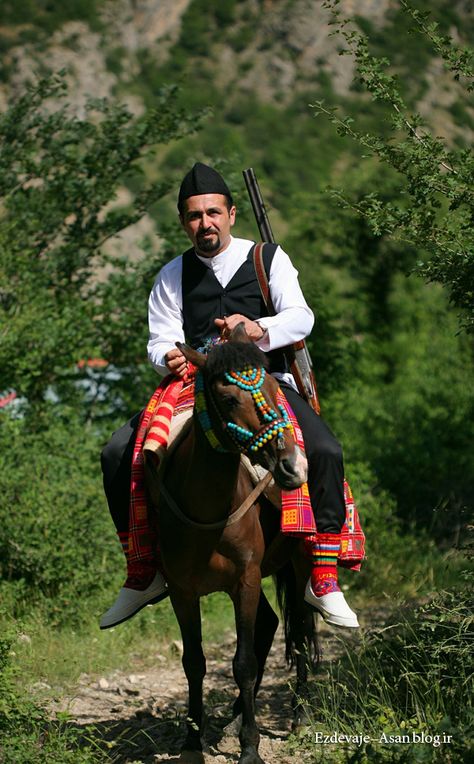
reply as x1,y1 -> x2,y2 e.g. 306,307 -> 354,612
0,2 -> 472,762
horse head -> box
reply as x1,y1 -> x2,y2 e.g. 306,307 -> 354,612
177,323 -> 308,490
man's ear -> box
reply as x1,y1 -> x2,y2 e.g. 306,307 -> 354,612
176,342 -> 206,368
228,322 -> 251,343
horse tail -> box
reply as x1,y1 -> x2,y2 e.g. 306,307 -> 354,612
274,562 -> 319,671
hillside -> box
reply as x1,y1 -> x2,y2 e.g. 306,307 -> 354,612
1,2 -> 472,140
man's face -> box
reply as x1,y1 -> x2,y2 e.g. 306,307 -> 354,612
180,193 -> 236,257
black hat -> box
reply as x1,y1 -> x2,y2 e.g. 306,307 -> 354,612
178,162 -> 232,211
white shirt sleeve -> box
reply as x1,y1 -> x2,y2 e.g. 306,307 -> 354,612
254,246 -> 314,352
147,258 -> 184,377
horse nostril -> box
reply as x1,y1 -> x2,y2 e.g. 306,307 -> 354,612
274,454 -> 304,491
279,457 -> 295,476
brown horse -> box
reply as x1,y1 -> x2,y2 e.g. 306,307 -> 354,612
145,325 -> 318,764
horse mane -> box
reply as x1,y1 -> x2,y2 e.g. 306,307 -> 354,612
204,341 -> 269,382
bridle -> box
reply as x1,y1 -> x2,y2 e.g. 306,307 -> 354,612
194,365 -> 292,456
160,363 -> 291,531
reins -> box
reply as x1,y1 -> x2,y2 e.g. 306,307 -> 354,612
160,471 -> 272,531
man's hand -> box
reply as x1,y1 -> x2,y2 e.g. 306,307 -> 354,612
164,348 -> 188,378
215,314 -> 265,342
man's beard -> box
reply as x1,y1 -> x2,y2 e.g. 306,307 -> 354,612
196,230 -> 221,254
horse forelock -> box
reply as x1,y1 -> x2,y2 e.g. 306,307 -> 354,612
204,341 -> 269,382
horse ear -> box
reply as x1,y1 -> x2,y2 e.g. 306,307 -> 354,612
229,322 -> 251,343
176,341 -> 206,368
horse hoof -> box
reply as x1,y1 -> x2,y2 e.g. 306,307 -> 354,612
238,753 -> 266,764
177,751 -> 205,764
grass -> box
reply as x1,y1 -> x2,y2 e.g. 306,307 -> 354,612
2,587 -> 241,695
288,566 -> 473,763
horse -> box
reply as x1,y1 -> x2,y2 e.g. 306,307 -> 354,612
145,324 -> 318,764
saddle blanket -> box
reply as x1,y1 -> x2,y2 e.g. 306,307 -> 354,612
127,372 -> 365,570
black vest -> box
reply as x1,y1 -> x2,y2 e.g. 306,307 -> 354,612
181,243 -> 288,374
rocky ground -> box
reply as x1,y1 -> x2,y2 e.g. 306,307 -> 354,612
50,608 -> 380,763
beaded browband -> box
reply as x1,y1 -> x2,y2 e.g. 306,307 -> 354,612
195,365 -> 291,454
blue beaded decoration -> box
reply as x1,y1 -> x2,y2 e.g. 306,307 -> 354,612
194,366 -> 291,454
224,366 -> 291,453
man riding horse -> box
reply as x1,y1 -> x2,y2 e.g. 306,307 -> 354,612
100,162 -> 359,630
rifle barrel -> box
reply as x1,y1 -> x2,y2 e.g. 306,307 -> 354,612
242,168 -> 275,244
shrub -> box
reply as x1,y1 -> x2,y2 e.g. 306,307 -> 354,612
0,412 -> 122,624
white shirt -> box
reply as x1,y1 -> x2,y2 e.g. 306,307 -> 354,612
147,236 -> 315,389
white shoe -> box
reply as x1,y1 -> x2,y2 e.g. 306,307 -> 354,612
304,580 -> 359,628
100,571 -> 168,629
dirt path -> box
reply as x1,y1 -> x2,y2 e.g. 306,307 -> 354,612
52,613 -> 373,763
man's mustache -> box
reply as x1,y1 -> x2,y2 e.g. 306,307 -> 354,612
198,228 -> 218,237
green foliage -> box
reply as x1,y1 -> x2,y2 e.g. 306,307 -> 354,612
0,412 -> 122,624
0,0 -> 104,30
0,0 -> 105,60
0,73 -> 200,416
314,1 -> 474,331
177,0 -> 237,56
285,155 -> 473,536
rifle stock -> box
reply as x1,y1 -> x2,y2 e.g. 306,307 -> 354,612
243,168 -> 321,414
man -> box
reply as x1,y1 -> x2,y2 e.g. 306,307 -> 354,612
100,162 -> 359,630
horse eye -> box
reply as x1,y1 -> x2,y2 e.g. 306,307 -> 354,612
222,395 -> 239,411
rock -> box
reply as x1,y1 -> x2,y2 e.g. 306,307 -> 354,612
98,677 -> 110,689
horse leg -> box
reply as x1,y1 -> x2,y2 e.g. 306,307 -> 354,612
275,558 -> 319,732
231,588 -> 279,721
232,566 -> 267,764
291,605 -> 318,732
171,592 -> 206,756
291,566 -> 320,732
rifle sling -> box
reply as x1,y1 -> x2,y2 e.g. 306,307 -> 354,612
253,242 -> 320,414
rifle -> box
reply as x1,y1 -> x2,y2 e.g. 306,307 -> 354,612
243,168 -> 321,414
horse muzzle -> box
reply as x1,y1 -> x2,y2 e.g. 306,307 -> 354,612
257,444 -> 308,490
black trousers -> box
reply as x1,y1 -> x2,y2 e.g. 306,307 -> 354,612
101,385 -> 346,537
